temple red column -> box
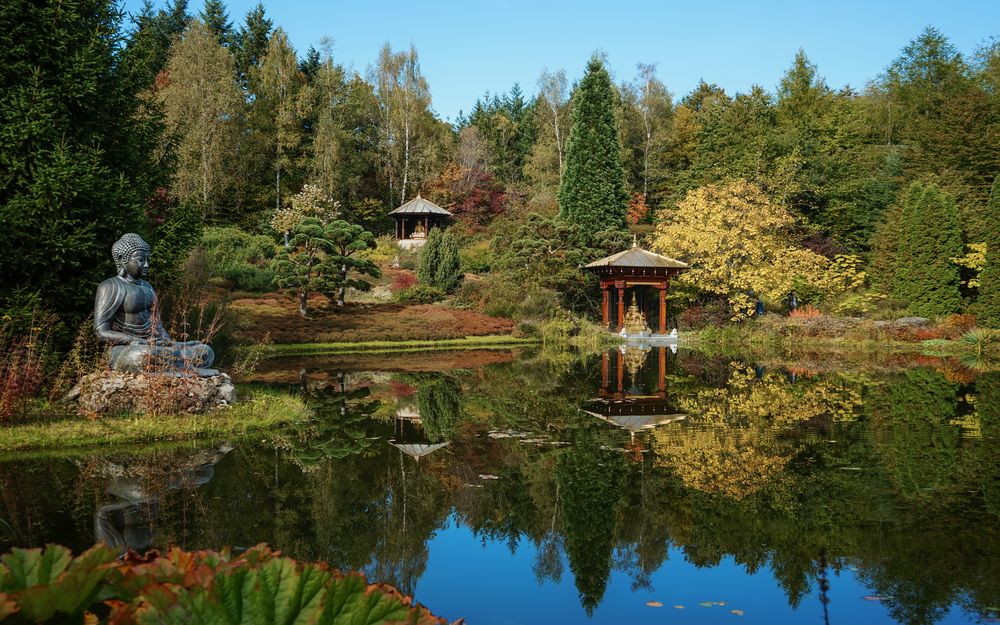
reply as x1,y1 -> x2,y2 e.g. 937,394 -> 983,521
658,282 -> 667,334
616,280 -> 626,330
601,282 -> 610,327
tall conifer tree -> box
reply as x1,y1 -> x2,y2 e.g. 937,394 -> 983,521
558,55 -> 628,239
0,0 -> 166,321
893,182 -> 963,317
976,175 -> 1000,327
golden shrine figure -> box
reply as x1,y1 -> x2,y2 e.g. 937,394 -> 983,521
411,221 -> 427,239
622,293 -> 650,335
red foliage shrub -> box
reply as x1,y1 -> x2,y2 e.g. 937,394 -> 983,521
912,326 -> 946,340
391,271 -> 418,292
626,193 -> 651,225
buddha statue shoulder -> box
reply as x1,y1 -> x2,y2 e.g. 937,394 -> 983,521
94,234 -> 215,374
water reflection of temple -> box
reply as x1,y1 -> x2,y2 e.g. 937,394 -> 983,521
389,404 -> 448,462
583,346 -> 685,440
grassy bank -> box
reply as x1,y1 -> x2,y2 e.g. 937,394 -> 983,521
0,388 -> 309,453
688,315 -> 1000,359
266,334 -> 540,357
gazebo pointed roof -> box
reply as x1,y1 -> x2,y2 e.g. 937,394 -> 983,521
584,243 -> 688,270
388,194 -> 452,216
389,441 -> 449,459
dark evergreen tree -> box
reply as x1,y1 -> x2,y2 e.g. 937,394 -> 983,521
299,46 -> 322,82
417,228 -> 462,293
0,0 -> 167,323
893,183 -> 963,317
976,175 -> 1000,327
557,435 -> 628,614
234,2 -> 272,89
199,0 -> 234,47
123,0 -> 191,87
558,55 -> 628,239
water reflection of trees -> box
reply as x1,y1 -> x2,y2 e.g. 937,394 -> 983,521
2,358 -> 999,624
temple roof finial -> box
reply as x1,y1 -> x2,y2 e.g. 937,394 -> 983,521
632,234 -> 638,248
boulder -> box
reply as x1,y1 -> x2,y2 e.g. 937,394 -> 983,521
68,371 -> 236,416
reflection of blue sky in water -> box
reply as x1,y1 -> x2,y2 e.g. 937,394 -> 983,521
418,518 -> 974,625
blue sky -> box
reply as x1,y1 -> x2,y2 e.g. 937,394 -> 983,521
123,0 -> 1000,122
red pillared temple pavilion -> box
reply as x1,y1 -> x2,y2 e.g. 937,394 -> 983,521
583,242 -> 688,334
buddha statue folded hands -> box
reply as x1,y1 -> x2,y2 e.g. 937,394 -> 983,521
94,233 -> 215,374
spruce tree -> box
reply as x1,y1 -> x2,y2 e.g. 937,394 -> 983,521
893,182 -> 963,318
0,0 -> 165,322
976,175 -> 1000,327
417,228 -> 462,293
234,3 -> 272,89
558,55 -> 628,240
199,0 -> 234,47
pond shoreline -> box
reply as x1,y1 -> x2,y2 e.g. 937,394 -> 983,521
0,388 -> 309,454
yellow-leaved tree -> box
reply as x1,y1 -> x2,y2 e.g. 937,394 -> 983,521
653,179 -> 827,318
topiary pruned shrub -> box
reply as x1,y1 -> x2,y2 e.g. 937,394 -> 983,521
0,543 -> 450,624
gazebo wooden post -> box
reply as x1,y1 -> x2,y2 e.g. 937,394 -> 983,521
615,280 -> 626,330
658,281 -> 667,334
424,215 -> 429,234
601,282 -> 610,327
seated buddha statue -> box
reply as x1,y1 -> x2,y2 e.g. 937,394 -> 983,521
622,293 -> 650,336
93,233 -> 215,374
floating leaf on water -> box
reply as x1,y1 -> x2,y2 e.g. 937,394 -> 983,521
646,601 -> 663,608
699,601 -> 716,607
674,605 -> 685,609
731,609 -> 745,616
718,601 -> 728,606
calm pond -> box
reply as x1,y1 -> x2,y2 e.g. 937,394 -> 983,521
2,346 -> 998,625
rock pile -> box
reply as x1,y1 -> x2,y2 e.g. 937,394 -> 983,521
67,371 -> 236,415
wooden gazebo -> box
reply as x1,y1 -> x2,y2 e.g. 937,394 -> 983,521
389,194 -> 451,249
583,242 -> 688,334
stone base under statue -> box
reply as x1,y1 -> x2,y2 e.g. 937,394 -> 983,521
67,371 -> 236,416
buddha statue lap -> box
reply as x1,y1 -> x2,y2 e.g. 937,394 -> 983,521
94,234 -> 215,374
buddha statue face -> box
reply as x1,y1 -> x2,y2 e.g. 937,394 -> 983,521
124,249 -> 151,280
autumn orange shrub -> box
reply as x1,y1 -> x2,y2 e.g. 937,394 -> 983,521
789,305 -> 823,319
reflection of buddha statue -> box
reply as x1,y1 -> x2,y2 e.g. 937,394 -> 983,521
623,293 -> 650,335
94,234 -> 215,373
412,221 -> 427,239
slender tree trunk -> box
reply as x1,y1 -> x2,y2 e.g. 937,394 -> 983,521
642,110 -> 651,199
337,263 -> 347,306
298,290 -> 308,317
552,105 -> 563,179
276,164 -> 281,211
402,112 -> 410,203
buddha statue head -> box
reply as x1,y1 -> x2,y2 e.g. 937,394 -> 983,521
112,233 -> 152,281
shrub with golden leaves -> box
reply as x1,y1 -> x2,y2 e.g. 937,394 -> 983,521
654,180 -> 828,319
